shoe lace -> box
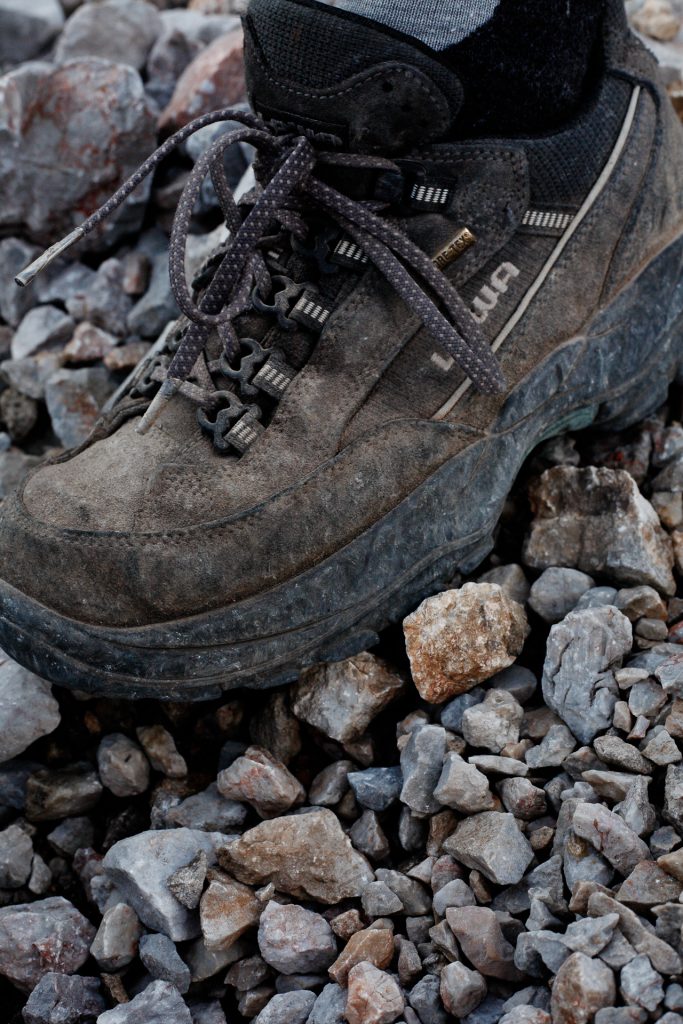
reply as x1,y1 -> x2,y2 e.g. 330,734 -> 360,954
16,106 -> 506,442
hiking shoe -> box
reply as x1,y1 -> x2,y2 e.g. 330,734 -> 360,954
2,0 -> 683,698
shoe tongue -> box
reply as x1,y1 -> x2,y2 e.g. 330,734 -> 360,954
244,0 -> 463,154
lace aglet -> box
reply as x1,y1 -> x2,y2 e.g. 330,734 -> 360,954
15,226 -> 86,287
136,378 -> 181,436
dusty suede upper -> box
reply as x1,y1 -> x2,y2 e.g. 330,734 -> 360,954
1,0 -> 683,628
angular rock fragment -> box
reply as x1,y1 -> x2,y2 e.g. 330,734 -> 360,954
444,812 -> 534,885
96,980 -> 192,1024
292,653 -> 405,744
346,962 -> 404,1024
0,656 -> 60,762
462,689 -> 524,753
136,724 -> 187,778
572,802 -> 651,876
97,733 -> 150,798
542,607 -> 632,743
258,900 -> 337,975
404,583 -> 530,703
217,809 -> 374,903
160,28 -> 246,131
139,932 -> 191,994
217,745 -> 305,818
528,567 -> 595,624
26,763 -> 102,821
22,973 -> 105,1024
328,926 -> 394,985
400,725 -> 447,815
446,906 -> 521,980
551,952 -> 616,1024
200,875 -> 260,951
434,753 -> 495,813
0,897 -> 95,992
440,961 -> 487,1017
90,903 -> 142,971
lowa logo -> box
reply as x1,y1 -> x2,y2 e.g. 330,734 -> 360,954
471,262 -> 520,323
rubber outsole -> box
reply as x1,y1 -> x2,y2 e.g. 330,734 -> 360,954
1,231 -> 683,700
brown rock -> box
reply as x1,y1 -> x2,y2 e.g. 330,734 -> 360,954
445,906 -> 522,981
217,746 -> 304,818
328,926 -> 394,986
550,952 -> 616,1024
346,962 -> 404,1024
524,467 -> 675,596
403,583 -> 530,703
104,342 -> 151,372
199,875 -> 260,951
330,909 -> 365,941
292,652 -> 405,744
63,323 -> 117,364
160,29 -> 245,131
217,809 -> 374,903
617,861 -> 683,907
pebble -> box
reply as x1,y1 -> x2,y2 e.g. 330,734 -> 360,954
102,828 -> 224,941
444,811 -> 534,885
0,656 -> 60,762
0,61 -> 155,247
440,961 -> 487,1017
346,962 -> 404,1024
434,752 -> 495,813
528,567 -> 595,623
0,822 -> 32,887
26,763 -> 103,821
11,306 -> 74,361
400,725 -> 447,815
462,689 -> 524,753
348,766 -> 403,811
0,896 -> 95,992
21,973 -> 105,1024
55,0 -> 162,69
292,653 -> 405,744
217,809 -> 375,903
97,733 -> 150,797
90,902 -> 142,971
160,28 -> 246,130
620,955 -> 665,1011
542,606 -> 632,743
524,467 -> 675,596
253,991 -> 316,1024
44,367 -> 112,448
97,980 -> 192,1024
136,725 -> 187,777
217,745 -> 305,817
258,900 -> 337,975
404,584 -> 530,703
199,875 -> 259,951
139,932 -> 191,993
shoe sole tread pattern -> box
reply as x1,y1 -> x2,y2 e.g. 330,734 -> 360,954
1,231 -> 683,699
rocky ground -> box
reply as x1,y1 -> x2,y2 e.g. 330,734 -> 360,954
3,1 -> 683,1023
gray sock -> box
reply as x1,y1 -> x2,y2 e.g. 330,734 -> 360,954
316,0 -> 501,50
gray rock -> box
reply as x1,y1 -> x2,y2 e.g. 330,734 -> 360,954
440,961 -> 487,1017
258,901 -> 337,975
0,897 -> 95,992
542,606 -> 632,743
310,761 -> 353,807
348,766 -> 403,811
253,992 -> 317,1024
0,655 -> 60,762
462,995 -> 507,1024
45,367 -> 113,448
349,811 -> 390,861
664,764 -> 683,832
97,733 -> 150,798
0,823 -> 32,887
575,586 -> 620,611
444,812 -> 534,885
400,725 -> 447,815
524,467 -> 675,595
462,688 -> 524,753
128,234 -> 180,339
487,665 -> 538,704
594,1012 -> 647,1024
620,954 -> 664,1011
26,763 -> 102,821
1,353 -> 63,401
187,1001 -> 228,1024
309,983 -> 346,1024
293,653 -> 405,744
408,974 -> 449,1024
22,973 -> 105,1024
614,777 -> 656,838
528,567 -> 595,623
628,679 -> 666,717
525,724 -> 577,768
0,0 -> 64,62
36,262 -> 96,309
469,754 -> 529,776
90,902 -> 142,971
67,258 -> 133,337
447,906 -> 520,980
11,306 -> 74,361
165,783 -> 248,832
47,816 -> 94,857
167,850 -> 208,910
0,239 -> 39,327
593,735 -> 652,775
375,869 -> 431,915
249,691 -> 301,767
102,829 -> 225,940
587,892 -> 681,975
140,932 -> 192,994
433,879 -> 477,917
563,914 -> 620,957
440,688 -> 485,733
0,61 -> 155,247
55,0 -> 162,69
434,752 -> 494,813
361,880 -> 403,917
642,729 -> 681,765
572,801 -> 651,876
96,980 -> 192,1024
477,563 -> 531,605
147,10 -> 239,108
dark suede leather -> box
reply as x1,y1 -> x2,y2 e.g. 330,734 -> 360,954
1,0 -> 682,633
